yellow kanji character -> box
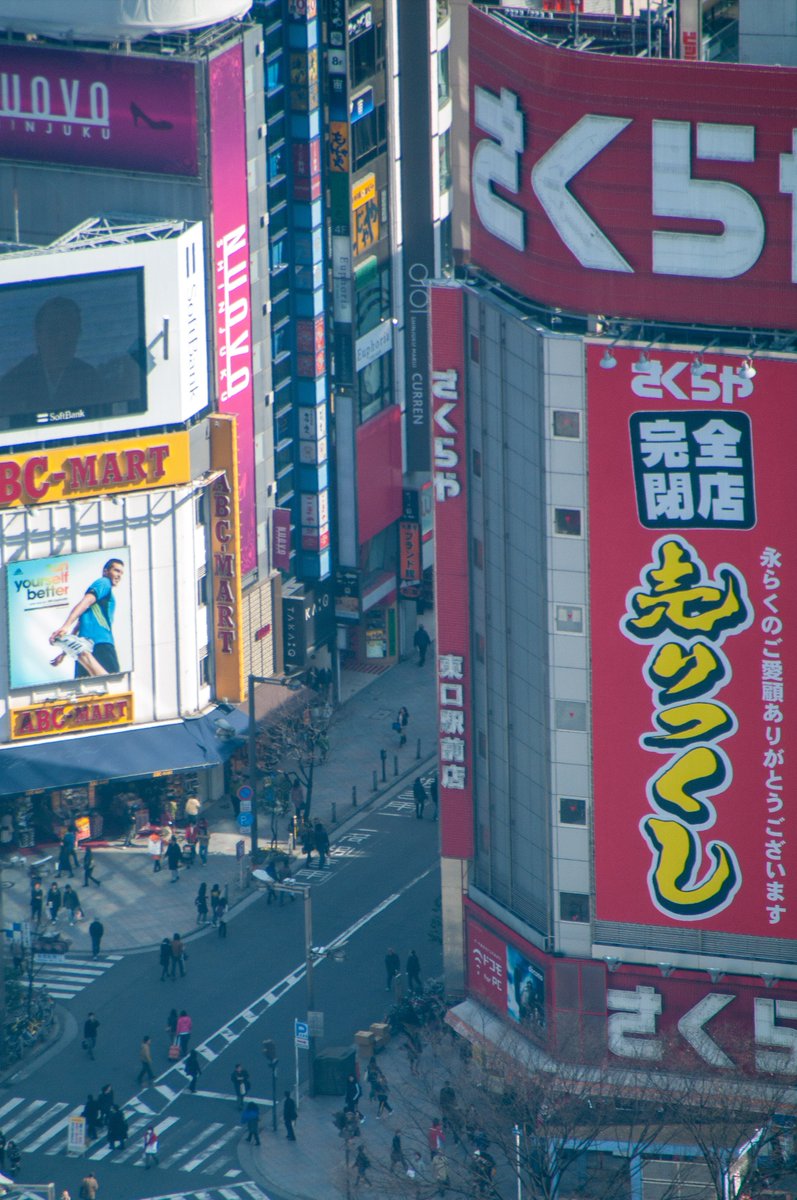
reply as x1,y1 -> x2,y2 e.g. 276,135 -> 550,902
646,640 -> 726,703
649,745 -> 727,825
625,539 -> 749,642
643,816 -> 740,918
642,701 -> 734,750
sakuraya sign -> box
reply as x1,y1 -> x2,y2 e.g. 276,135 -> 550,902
469,6 -> 797,329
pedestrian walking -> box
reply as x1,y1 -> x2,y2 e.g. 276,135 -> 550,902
366,1055 -> 380,1103
344,1074 -> 364,1123
137,1036 -> 155,1085
313,820 -> 330,869
89,918 -> 104,960
210,883 -> 223,925
428,1117 -> 445,1159
63,883 -> 80,925
413,622 -> 431,666
406,948 -> 422,993
30,880 -> 43,925
283,1090 -> 297,1140
384,946 -> 401,991
82,845 -> 101,888
195,882 -> 208,925
169,932 -> 186,979
122,804 -> 137,847
78,1170 -> 98,1199
183,1048 -> 201,1093
176,1010 -> 192,1056
290,778 -> 305,822
166,837 -> 181,883
353,1144 -> 372,1189
389,1129 -> 407,1173
158,937 -> 171,982
143,1126 -> 159,1168
107,1105 -> 128,1150
82,1012 -> 99,1060
47,881 -> 62,924
57,834 -> 75,878
404,1031 -> 422,1076
393,705 -> 409,746
242,1100 -> 261,1145
375,1071 -> 393,1118
183,823 -> 197,868
148,831 -> 162,872
430,774 -> 439,821
300,822 -> 315,868
413,777 -> 426,820
166,1007 -> 178,1043
97,1085 -> 114,1129
197,818 -> 210,865
5,1140 -> 20,1178
231,1063 -> 251,1110
216,893 -> 228,937
433,1150 -> 450,1195
439,1081 -> 460,1141
82,1095 -> 99,1140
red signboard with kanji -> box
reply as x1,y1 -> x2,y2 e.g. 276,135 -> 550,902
588,344 -> 797,939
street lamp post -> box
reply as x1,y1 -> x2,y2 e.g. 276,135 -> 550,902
303,884 -> 317,1098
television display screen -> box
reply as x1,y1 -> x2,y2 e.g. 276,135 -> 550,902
0,268 -> 147,432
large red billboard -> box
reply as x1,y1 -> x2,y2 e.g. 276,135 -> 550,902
0,44 -> 197,175
589,345 -> 797,940
469,8 -> 797,330
209,44 -> 256,576
431,285 -> 474,859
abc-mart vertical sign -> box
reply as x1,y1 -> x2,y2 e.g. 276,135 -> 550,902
588,346 -> 797,941
431,285 -> 474,861
469,6 -> 797,330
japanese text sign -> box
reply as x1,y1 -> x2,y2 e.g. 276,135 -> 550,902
588,345 -> 796,938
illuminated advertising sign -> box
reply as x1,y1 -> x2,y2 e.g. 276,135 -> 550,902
469,7 -> 797,330
0,433 -> 190,508
431,285 -> 474,859
5,547 -> 133,690
209,44 -> 256,576
209,415 -> 245,704
10,693 -> 133,740
0,44 -> 198,174
466,913 -> 547,1037
588,346 -> 796,939
0,224 -> 207,449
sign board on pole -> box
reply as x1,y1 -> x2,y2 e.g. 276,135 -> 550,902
239,798 -> 253,814
294,1019 -> 310,1049
235,839 -> 246,860
67,1115 -> 86,1155
237,785 -> 254,802
238,812 -> 253,829
307,1010 -> 325,1038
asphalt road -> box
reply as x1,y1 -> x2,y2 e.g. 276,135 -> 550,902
1,781 -> 442,1200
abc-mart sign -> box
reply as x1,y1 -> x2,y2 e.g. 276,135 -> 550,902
469,7 -> 797,331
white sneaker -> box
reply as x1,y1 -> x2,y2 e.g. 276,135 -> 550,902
53,634 -> 94,659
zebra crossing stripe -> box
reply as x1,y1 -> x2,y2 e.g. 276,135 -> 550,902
34,1105 -> 85,1153
2,1099 -> 47,1137
160,1121 -> 225,1169
182,1127 -> 247,1173
0,1097 -> 26,1121
10,1100 -> 67,1146
89,1114 -> 179,1161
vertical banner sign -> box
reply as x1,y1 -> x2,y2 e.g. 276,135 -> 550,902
209,44 -> 256,575
272,508 -> 292,572
588,346 -> 796,939
431,286 -> 474,859
210,415 -> 245,703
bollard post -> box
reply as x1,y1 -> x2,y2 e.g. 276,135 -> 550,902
416,736 -> 421,760
372,769 -> 378,792
394,754 -> 399,777
331,801 -> 337,824
352,785 -> 358,807
380,748 -> 387,782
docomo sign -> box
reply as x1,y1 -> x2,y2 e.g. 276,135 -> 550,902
431,285 -> 474,860
469,7 -> 797,329
0,434 -> 190,508
11,693 -> 133,740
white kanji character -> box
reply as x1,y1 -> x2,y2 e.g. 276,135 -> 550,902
638,419 -> 690,468
696,473 -> 746,521
440,683 -> 463,706
434,472 -> 460,501
438,654 -> 464,680
762,660 -> 783,681
643,473 -> 694,520
692,418 -> 743,468
760,548 -> 782,569
442,764 -> 466,790
441,737 -> 466,763
440,710 -> 465,735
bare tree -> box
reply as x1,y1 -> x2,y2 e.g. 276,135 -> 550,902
253,690 -> 333,823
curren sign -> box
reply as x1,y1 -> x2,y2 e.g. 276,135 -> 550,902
469,7 -> 797,329
11,693 -> 133,740
0,435 -> 189,508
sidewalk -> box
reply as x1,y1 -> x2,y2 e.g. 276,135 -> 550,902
0,655 -> 436,954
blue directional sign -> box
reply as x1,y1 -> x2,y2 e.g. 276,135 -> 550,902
294,1019 -> 309,1049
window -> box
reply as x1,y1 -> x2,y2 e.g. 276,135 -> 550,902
473,538 -> 484,569
437,44 -> 450,105
470,333 -> 480,363
199,652 -> 210,687
560,893 -> 590,923
195,491 -> 206,526
438,129 -> 452,192
555,605 -> 584,634
554,507 -> 582,537
350,26 -> 377,88
197,571 -> 208,608
555,701 -> 587,731
559,798 -> 587,826
553,410 -> 581,439
472,449 -> 482,477
351,104 -> 387,171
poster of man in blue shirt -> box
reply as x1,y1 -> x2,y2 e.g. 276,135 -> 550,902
49,558 -> 125,678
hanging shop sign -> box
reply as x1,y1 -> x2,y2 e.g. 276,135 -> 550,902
10,693 -> 134,740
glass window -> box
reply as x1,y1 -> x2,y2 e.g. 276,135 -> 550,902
553,410 -> 581,439
560,893 -> 590,923
265,58 -> 283,95
358,351 -> 391,423
197,572 -> 208,608
437,44 -> 450,105
199,653 -> 209,687
351,104 -> 387,171
559,798 -> 587,826
268,143 -> 286,181
439,213 -> 454,277
554,507 -> 582,536
350,27 -> 377,88
438,129 -> 451,192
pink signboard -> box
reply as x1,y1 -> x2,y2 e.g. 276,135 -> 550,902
589,345 -> 797,940
431,285 -> 474,860
209,44 -> 256,576
0,44 -> 197,174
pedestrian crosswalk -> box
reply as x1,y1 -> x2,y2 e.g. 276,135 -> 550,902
142,1185 -> 269,1200
32,952 -> 122,1000
0,1094 -> 253,1178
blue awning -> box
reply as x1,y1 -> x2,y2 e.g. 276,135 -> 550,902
0,705 -> 248,797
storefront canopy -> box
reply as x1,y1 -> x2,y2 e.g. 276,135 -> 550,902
0,706 -> 248,797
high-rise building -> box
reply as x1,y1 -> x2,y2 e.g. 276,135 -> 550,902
435,2 -> 797,1083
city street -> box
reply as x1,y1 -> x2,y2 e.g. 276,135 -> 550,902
2,770 -> 441,1200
